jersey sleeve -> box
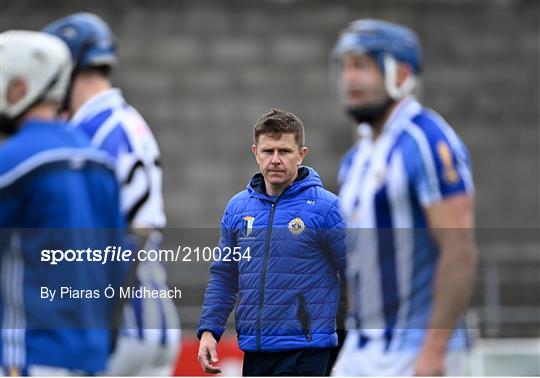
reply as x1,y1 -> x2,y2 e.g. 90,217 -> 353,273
97,124 -> 133,160
405,114 -> 474,207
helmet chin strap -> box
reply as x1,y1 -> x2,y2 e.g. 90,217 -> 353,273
383,54 -> 417,100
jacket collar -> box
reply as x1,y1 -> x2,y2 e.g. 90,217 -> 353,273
247,166 -> 322,202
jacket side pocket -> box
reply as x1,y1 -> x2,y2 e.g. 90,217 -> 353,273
296,293 -> 312,341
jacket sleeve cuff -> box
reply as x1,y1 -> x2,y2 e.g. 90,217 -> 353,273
196,323 -> 225,342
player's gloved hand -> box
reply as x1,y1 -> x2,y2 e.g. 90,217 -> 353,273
198,331 -> 222,374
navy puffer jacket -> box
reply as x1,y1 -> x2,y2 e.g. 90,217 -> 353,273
197,167 -> 347,352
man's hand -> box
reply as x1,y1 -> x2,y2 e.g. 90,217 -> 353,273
414,346 -> 445,376
198,331 -> 222,374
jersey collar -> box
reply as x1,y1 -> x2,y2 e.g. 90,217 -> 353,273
382,95 -> 422,136
71,88 -> 125,126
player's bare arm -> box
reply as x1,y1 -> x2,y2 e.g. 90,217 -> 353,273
416,194 -> 477,375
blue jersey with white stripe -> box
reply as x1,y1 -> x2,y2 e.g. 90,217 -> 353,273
0,119 -> 126,372
71,89 -> 179,345
339,97 -> 474,351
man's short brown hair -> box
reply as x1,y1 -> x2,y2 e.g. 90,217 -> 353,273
253,108 -> 305,147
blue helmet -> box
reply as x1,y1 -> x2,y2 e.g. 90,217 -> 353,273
333,19 -> 422,101
42,12 -> 117,71
333,19 -> 422,75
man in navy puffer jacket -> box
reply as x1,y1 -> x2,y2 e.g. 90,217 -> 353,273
197,109 -> 347,376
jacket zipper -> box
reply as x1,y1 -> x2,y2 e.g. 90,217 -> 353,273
256,199 -> 278,351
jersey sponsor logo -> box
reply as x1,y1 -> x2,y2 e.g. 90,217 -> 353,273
437,141 -> 459,184
288,217 -> 305,235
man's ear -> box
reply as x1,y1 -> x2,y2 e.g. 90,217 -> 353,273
7,77 -> 27,106
298,146 -> 309,165
251,144 -> 259,164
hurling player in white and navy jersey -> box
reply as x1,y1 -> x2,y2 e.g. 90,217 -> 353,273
43,13 -> 180,375
330,20 -> 478,376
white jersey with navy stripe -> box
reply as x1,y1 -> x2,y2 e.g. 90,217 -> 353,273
339,96 -> 474,351
72,89 -> 179,346
72,88 -> 165,228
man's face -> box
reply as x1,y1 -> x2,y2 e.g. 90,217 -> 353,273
252,133 -> 308,193
341,52 -> 388,109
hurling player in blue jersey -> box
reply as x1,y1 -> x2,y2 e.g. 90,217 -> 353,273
0,30 -> 126,375
43,13 -> 180,375
330,20 -> 477,376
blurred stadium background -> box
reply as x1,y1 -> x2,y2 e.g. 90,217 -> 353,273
3,0 -> 539,375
